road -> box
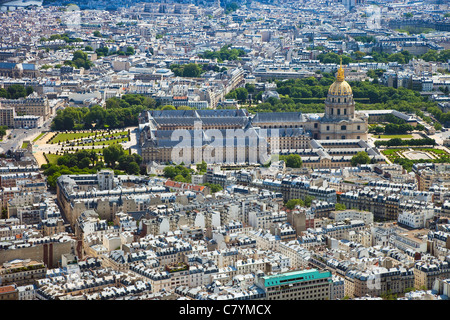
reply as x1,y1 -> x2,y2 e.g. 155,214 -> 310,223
0,118 -> 52,154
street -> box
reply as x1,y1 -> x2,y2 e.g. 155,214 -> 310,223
0,118 -> 52,153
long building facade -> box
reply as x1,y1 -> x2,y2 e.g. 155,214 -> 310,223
138,63 -> 370,166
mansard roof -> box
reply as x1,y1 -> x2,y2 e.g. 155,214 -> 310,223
252,112 -> 304,123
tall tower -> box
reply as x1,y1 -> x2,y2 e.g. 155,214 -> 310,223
324,58 -> 355,120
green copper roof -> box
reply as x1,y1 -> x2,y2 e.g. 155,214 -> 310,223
263,269 -> 332,287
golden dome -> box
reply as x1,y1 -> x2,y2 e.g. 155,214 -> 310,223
327,58 -> 352,96
328,80 -> 352,96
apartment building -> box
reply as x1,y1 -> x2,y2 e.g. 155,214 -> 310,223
344,266 -> 414,298
414,258 -> 450,290
0,106 -> 15,128
0,285 -> 19,300
0,95 -> 50,121
0,259 -> 47,286
256,269 -> 332,300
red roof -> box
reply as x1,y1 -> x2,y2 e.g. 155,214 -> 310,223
165,180 -> 205,192
0,286 -> 15,294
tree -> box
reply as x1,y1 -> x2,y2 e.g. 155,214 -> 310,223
89,151 -> 98,166
163,166 -> 177,179
304,195 -> 315,207
26,86 -> 34,96
177,106 -> 193,110
71,50 -> 92,70
335,203 -> 346,211
103,144 -> 125,168
284,154 -> 302,168
126,161 -> 140,175
126,46 -> 135,55
174,174 -> 188,182
196,161 -> 207,173
374,126 -> 384,133
225,90 -> 237,100
118,154 -> 142,174
317,52 -> 353,64
5,84 -> 29,99
434,122 -> 443,131
182,63 -> 202,77
245,83 -> 256,93
351,151 -> 371,166
0,126 -> 7,138
235,87 -> 249,102
202,183 -> 223,193
285,199 -> 304,209
1,207 -> 7,219
62,115 -> 75,131
79,157 -> 91,169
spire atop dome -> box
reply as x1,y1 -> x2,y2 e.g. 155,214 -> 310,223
327,56 -> 352,96
336,56 -> 345,82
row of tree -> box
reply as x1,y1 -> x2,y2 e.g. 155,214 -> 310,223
51,94 -> 156,131
169,63 -> 228,78
64,50 -> 93,70
370,123 -> 425,134
163,164 -> 194,183
279,154 -> 303,168
0,84 -> 34,99
285,196 -> 316,209
42,144 -> 143,188
317,50 -> 426,65
198,45 -> 246,63
40,33 -> 82,44
375,138 -> 436,147
393,154 -> 450,172
94,46 -> 135,57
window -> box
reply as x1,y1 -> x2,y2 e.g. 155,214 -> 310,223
357,125 -> 360,130
337,109 -> 341,115
314,123 -> 318,128
344,109 -> 347,115
327,126 -> 330,131
342,136 -> 345,140
341,125 -> 346,130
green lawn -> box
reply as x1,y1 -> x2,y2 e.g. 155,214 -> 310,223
414,148 -> 448,155
33,132 -> 46,142
45,153 -> 61,164
77,137 -> 129,147
51,130 -> 128,144
382,148 -> 449,164
381,149 -> 402,155
47,147 -> 130,161
51,132 -> 97,143
375,134 -> 413,139
21,142 -> 29,149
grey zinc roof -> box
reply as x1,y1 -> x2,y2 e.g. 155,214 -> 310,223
252,112 -> 304,123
